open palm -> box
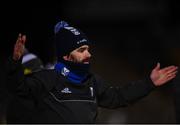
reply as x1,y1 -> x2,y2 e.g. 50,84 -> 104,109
150,63 -> 178,86
13,33 -> 26,61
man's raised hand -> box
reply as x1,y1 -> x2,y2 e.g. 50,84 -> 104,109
13,33 -> 26,61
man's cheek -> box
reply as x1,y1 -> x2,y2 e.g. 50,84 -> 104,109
78,57 -> 84,63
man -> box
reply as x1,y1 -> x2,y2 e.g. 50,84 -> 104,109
6,21 -> 178,123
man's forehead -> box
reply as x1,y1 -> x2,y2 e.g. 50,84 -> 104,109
77,45 -> 89,49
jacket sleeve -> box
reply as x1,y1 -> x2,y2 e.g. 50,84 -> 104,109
6,57 -> 45,99
94,74 -> 156,109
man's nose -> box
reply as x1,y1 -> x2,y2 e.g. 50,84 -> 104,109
86,51 -> 91,58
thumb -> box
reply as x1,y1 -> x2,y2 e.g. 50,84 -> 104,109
154,62 -> 160,70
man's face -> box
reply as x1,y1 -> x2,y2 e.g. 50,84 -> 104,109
63,45 -> 91,64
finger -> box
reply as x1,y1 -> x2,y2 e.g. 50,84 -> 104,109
22,35 -> 26,44
16,35 -> 22,44
18,33 -> 22,40
18,33 -> 22,38
159,74 -> 176,84
165,74 -> 176,82
159,70 -> 177,80
164,68 -> 178,76
166,71 -> 177,77
160,66 -> 177,73
15,40 -> 22,48
161,66 -> 178,74
16,34 -> 26,45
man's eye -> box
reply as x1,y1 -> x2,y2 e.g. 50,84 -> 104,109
78,49 -> 84,52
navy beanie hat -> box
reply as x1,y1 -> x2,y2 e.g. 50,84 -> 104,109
54,21 -> 91,61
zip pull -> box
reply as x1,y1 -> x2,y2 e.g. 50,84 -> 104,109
90,87 -> 93,97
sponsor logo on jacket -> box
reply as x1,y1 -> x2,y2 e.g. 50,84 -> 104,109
61,88 -> 72,94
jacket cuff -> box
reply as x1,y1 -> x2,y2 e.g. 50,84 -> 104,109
144,76 -> 156,91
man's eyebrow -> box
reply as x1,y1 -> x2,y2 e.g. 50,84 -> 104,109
79,46 -> 88,50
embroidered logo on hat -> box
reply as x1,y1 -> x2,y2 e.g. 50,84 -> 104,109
77,39 -> 87,44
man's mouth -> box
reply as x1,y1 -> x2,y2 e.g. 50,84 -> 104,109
83,58 -> 90,64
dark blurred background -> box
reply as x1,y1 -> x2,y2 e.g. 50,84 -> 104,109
1,0 -> 180,123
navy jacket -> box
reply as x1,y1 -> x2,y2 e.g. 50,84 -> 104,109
6,58 -> 155,123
